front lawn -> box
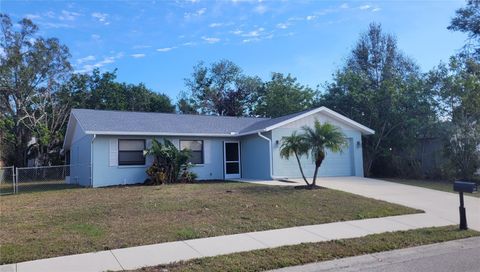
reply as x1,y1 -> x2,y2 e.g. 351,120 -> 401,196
385,178 -> 480,198
133,226 -> 479,272
0,181 -> 420,264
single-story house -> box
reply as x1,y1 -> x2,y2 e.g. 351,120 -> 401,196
63,107 -> 374,187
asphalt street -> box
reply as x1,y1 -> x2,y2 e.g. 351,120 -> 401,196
272,237 -> 480,272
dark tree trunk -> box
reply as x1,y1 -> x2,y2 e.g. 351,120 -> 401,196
294,151 -> 310,186
311,151 -> 325,188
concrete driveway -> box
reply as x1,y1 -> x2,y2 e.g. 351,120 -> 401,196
298,177 -> 480,231
238,177 -> 480,231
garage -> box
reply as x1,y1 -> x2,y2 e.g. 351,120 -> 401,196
267,107 -> 373,178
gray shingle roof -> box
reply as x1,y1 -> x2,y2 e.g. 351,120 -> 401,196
238,109 -> 310,134
72,109 -> 270,135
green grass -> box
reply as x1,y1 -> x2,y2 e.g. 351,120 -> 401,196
131,226 -> 479,272
384,178 -> 480,198
0,181 -> 420,264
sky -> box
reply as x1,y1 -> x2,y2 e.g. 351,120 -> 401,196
1,0 -> 469,100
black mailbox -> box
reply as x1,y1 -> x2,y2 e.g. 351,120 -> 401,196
453,181 -> 478,193
453,180 -> 477,230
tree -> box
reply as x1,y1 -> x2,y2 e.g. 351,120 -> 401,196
422,0 -> 480,180
279,131 -> 309,186
176,91 -> 197,114
280,120 -> 346,188
448,0 -> 480,58
254,73 -> 315,118
184,59 -> 263,116
429,56 -> 480,179
0,14 -> 72,166
319,23 -> 436,176
63,69 -> 175,113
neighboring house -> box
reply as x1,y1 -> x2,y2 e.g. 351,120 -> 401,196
63,107 -> 374,187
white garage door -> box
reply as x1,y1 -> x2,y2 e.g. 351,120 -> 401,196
274,137 -> 355,178
317,138 -> 354,176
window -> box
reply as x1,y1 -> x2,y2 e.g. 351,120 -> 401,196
180,140 -> 204,164
118,139 -> 145,166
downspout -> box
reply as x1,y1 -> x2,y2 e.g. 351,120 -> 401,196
90,134 -> 96,187
257,132 -> 274,179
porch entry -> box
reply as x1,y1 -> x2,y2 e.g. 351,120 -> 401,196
224,141 -> 241,179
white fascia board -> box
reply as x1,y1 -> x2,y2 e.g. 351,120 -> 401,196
83,131 -> 238,137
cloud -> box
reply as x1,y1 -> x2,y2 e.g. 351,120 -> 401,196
184,8 -> 207,19
197,8 -> 207,15
372,7 -> 381,12
276,23 -> 289,29
231,29 -> 243,35
25,14 -> 41,20
133,45 -> 152,49
242,38 -> 259,43
254,5 -> 267,14
182,42 -> 196,46
242,27 -> 265,37
359,5 -> 371,10
76,52 -> 123,73
45,11 -> 55,18
59,10 -> 80,21
77,55 -> 96,64
202,36 -> 220,44
131,53 -> 146,58
42,22 -> 73,29
91,34 -> 101,40
209,22 -> 223,28
92,12 -> 109,25
156,47 -> 176,52
340,3 -> 349,9
306,15 -> 316,20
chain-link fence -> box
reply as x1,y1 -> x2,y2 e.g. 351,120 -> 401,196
16,165 -> 81,193
0,166 -> 15,195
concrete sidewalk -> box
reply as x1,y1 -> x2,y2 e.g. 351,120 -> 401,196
1,177 -> 478,272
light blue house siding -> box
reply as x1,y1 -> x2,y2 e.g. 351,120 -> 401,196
69,123 -> 92,186
271,112 -> 365,178
90,136 -> 234,187
240,133 -> 271,179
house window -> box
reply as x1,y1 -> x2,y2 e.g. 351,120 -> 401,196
118,139 -> 146,166
180,140 -> 204,164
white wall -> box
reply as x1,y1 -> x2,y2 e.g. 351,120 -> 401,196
69,123 -> 92,186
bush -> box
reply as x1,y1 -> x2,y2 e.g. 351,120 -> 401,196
145,139 -> 197,184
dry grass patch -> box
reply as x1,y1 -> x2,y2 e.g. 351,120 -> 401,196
0,181 -> 420,264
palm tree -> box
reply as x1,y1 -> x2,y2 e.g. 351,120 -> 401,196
280,119 -> 347,188
280,131 -> 310,186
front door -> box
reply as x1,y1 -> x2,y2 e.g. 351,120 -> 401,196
224,141 -> 241,179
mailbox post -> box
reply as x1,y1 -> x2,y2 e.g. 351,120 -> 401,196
453,181 -> 478,230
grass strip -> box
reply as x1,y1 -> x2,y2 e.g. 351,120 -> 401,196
130,226 -> 479,272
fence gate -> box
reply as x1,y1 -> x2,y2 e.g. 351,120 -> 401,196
0,166 -> 15,195
15,165 -> 78,193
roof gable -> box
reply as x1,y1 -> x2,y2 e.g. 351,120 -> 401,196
273,107 -> 374,134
